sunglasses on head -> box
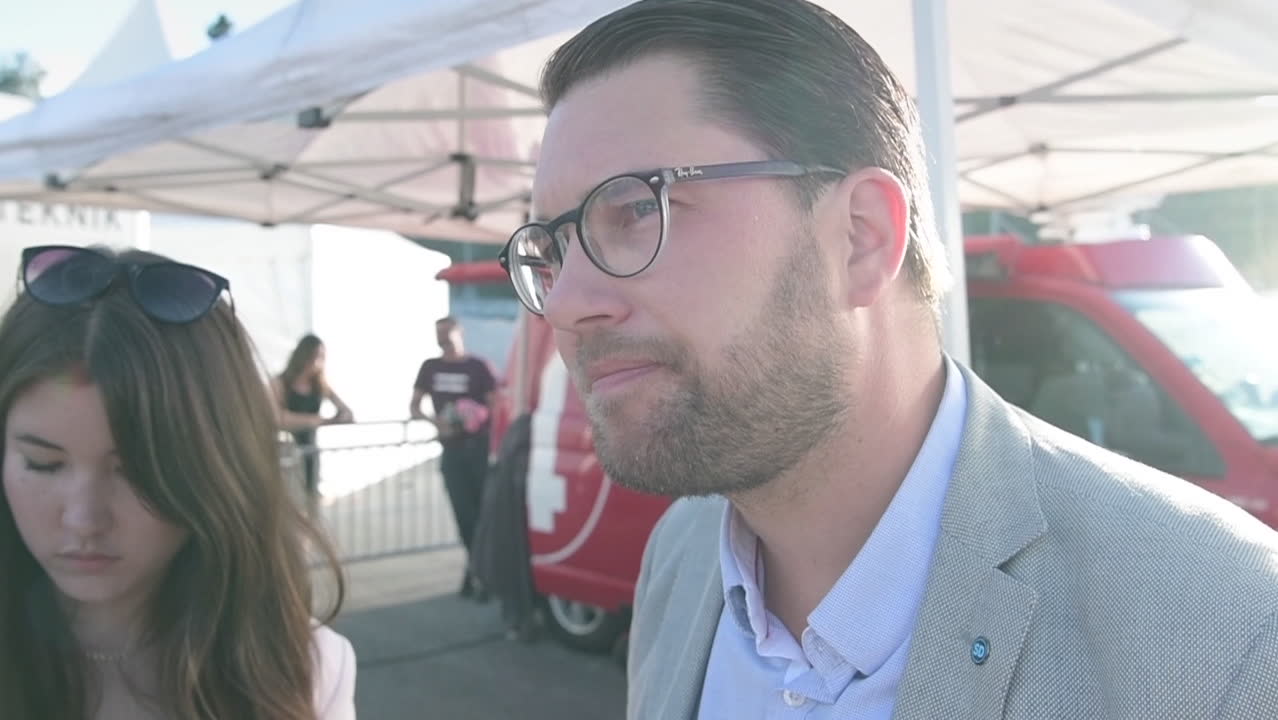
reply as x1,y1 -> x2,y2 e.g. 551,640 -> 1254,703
21,245 -> 232,324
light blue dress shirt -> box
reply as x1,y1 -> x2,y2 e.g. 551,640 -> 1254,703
698,358 -> 968,719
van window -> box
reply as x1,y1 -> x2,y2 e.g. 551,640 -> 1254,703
1115,288 -> 1278,445
969,297 -> 1226,478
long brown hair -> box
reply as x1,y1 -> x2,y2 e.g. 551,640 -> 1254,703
0,248 -> 345,719
281,334 -> 326,390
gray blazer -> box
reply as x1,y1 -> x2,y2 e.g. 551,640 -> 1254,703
628,365 -> 1278,719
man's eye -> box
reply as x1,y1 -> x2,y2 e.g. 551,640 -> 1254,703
620,199 -> 659,223
24,458 -> 63,473
632,199 -> 659,218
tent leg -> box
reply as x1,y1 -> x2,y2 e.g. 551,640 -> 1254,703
513,312 -> 531,417
913,0 -> 970,364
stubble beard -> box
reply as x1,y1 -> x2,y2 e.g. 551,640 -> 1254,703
584,239 -> 851,497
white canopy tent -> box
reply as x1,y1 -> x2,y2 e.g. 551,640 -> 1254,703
1,0 -> 1276,225
1,0 -> 1278,365
0,1 -> 456,429
63,0 -> 179,91
0,0 -> 632,242
0,89 -> 149,309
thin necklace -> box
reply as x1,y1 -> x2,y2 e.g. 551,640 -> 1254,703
82,647 -> 130,663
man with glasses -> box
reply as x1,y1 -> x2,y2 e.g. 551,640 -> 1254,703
502,1 -> 1278,718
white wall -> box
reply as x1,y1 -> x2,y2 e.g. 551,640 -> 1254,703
2,206 -> 451,429
153,219 -> 451,423
310,225 -> 451,423
148,214 -> 313,374
0,200 -> 148,309
449,294 -> 520,376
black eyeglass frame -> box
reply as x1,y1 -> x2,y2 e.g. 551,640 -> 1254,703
20,244 -> 233,324
498,160 -> 845,313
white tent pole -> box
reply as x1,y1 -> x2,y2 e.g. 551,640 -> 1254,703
513,312 -> 531,417
957,89 -> 1278,105
280,159 -> 460,224
339,108 -> 546,122
458,71 -> 468,152
455,64 -> 540,99
1054,136 -> 1278,208
960,176 -> 1033,212
956,38 -> 1185,123
913,0 -> 969,364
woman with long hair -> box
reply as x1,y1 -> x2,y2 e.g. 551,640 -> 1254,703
273,335 -> 354,497
0,245 -> 354,719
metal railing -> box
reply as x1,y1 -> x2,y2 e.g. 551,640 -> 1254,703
281,420 -> 460,563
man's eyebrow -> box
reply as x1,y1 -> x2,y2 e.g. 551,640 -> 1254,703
531,170 -> 646,226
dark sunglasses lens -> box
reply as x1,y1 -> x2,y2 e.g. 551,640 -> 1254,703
24,248 -> 116,305
133,264 -> 222,323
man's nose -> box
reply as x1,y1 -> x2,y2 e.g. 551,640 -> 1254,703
542,226 -> 630,333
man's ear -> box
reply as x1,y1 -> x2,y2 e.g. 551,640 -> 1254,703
829,167 -> 910,310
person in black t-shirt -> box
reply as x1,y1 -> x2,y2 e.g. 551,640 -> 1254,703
410,316 -> 497,598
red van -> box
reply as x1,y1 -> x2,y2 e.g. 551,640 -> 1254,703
450,233 -> 1278,653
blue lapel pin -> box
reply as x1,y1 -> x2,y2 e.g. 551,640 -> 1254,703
971,636 -> 990,665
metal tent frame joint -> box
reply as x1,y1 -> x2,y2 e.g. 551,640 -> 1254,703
297,107 -> 331,129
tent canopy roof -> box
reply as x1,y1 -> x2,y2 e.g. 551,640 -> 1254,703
1,0 -> 1277,242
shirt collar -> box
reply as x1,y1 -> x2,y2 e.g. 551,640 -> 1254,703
718,356 -> 968,676
808,357 -> 966,675
718,503 -> 769,643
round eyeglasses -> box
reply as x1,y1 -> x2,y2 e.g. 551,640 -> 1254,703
498,160 -> 844,315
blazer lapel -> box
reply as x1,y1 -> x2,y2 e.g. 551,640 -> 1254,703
892,365 -> 1046,720
658,554 -> 724,720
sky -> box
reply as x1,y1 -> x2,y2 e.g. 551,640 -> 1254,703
1,0 -> 293,94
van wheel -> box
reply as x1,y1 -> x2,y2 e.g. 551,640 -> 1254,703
543,595 -> 626,653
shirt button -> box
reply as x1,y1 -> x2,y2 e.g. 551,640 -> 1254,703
782,690 -> 807,708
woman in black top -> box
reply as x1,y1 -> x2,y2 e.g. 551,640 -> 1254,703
272,335 -> 353,496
